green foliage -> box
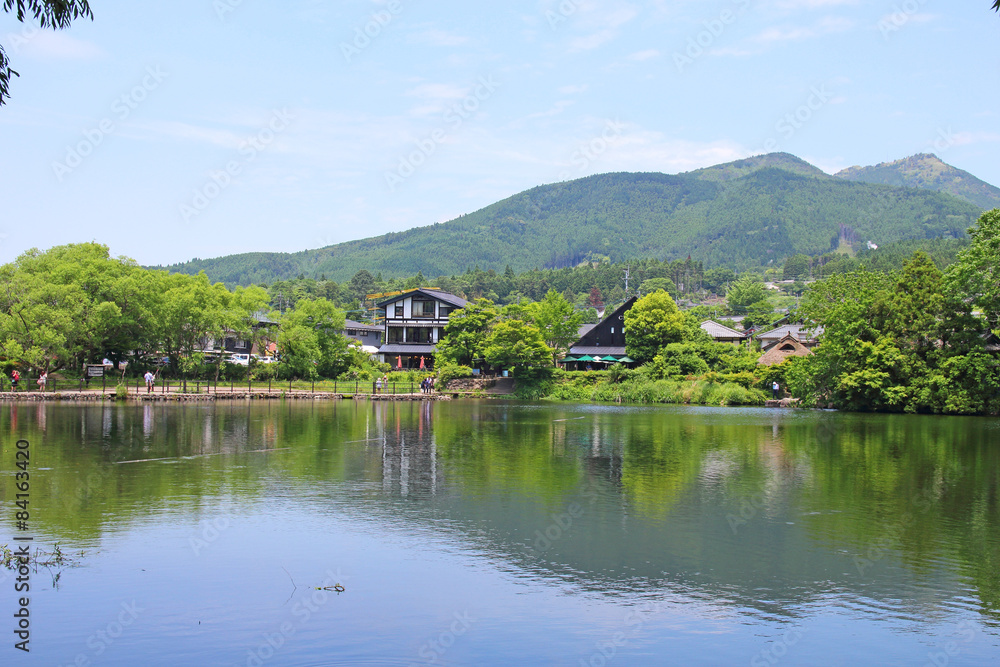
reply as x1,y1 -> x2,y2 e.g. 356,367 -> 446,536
277,298 -> 350,379
435,298 -> 501,367
436,363 -> 474,385
726,274 -> 769,315
782,254 -> 812,280
639,277 -> 677,297
948,208 -> 1000,334
521,290 -> 583,364
836,153 -> 1000,211
623,290 -> 687,364
0,243 -> 160,373
795,245 -> 1000,415
482,320 -> 552,374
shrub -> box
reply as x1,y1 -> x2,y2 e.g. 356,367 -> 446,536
436,363 -> 474,385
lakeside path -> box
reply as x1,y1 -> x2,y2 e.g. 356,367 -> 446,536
0,389 -> 452,402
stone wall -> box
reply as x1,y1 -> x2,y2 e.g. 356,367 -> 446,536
444,378 -> 497,392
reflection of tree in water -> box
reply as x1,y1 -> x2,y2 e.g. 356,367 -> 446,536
4,401 -> 999,622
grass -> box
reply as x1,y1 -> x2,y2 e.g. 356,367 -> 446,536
542,374 -> 767,406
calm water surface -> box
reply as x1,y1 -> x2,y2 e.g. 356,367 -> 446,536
2,400 -> 999,666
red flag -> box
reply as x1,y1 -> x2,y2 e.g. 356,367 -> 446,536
419,356 -> 425,369
397,355 -> 402,369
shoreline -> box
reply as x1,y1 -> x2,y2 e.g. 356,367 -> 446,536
0,390 -> 452,402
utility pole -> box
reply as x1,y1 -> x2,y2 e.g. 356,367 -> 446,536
623,266 -> 632,297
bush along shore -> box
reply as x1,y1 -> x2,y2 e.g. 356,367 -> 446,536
508,369 -> 770,406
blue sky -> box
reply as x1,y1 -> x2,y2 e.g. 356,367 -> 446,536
1,0 -> 998,267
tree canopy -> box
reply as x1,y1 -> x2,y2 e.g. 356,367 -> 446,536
623,290 -> 687,364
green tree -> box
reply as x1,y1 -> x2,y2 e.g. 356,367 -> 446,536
524,289 -> 583,364
623,290 -> 687,364
482,320 -> 551,374
1,0 -> 93,106
277,298 -> 349,379
782,254 -> 811,281
638,277 -> 677,298
155,271 -> 233,367
726,274 -> 770,315
0,243 -> 158,372
948,208 -> 1000,334
435,298 -> 500,367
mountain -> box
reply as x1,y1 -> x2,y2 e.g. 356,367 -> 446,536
683,152 -> 828,182
835,153 -> 1000,211
160,153 -> 987,285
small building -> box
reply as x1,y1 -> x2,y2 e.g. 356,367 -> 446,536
700,320 -> 747,345
202,311 -> 279,358
376,288 -> 468,369
754,324 -> 823,349
344,319 -> 383,353
563,297 -> 638,368
757,334 -> 813,366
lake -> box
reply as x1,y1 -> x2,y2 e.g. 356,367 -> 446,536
2,399 -> 999,666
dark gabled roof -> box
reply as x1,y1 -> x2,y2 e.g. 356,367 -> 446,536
572,296 -> 637,348
376,288 -> 468,309
344,319 -> 381,332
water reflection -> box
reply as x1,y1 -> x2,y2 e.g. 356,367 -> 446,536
2,400 -> 998,664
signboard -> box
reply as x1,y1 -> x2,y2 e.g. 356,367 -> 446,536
86,365 -> 105,378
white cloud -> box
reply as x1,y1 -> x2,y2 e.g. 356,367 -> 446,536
558,84 -> 589,94
13,31 -> 104,60
410,28 -> 469,47
628,49 -> 661,61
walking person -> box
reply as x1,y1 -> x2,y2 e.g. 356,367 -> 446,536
375,376 -> 382,394
772,380 -> 780,400
37,372 -> 48,391
144,370 -> 155,394
11,369 -> 19,392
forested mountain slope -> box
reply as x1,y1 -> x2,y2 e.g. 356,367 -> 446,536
835,153 -> 1000,210
160,153 -> 986,285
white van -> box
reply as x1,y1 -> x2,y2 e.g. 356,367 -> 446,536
229,353 -> 250,366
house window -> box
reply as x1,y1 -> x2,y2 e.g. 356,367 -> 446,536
611,327 -> 615,334
388,327 -> 404,343
393,304 -> 404,318
405,327 -> 433,343
439,305 -> 454,317
236,340 -> 248,349
347,329 -> 357,336
412,300 -> 436,318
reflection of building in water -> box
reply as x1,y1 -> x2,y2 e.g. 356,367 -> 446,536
35,402 -> 46,432
372,401 -> 441,498
142,404 -> 153,439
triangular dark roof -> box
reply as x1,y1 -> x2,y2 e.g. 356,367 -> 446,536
376,288 -> 468,309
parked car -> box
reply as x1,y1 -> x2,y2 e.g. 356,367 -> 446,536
229,353 -> 250,366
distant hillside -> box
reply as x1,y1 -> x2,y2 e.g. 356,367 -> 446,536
161,153 -> 985,285
685,152 -> 829,182
835,153 -> 1000,211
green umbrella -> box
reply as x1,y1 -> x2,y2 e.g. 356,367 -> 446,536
618,356 -> 635,363
576,355 -> 595,362
602,356 -> 620,362
561,356 -> 580,362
